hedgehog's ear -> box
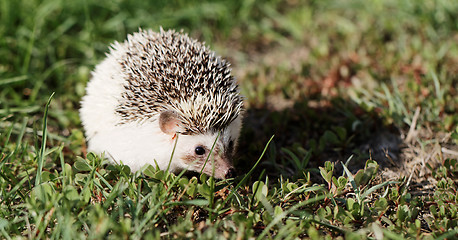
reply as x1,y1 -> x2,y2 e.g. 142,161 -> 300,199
159,110 -> 184,135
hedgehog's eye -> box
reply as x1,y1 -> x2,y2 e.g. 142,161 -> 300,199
228,140 -> 234,153
195,146 -> 206,155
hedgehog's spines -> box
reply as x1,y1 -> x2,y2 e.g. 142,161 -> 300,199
113,29 -> 242,134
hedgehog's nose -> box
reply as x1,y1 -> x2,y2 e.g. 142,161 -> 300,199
225,168 -> 236,179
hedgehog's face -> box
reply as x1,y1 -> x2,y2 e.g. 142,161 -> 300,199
159,110 -> 242,179
174,132 -> 236,179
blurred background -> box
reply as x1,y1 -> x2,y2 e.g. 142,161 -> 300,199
0,0 -> 457,180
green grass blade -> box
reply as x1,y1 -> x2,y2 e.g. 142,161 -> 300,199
35,92 -> 54,186
360,181 -> 399,200
0,75 -> 28,86
341,157 -> 360,200
166,133 -> 179,173
200,131 -> 220,176
222,135 -> 274,206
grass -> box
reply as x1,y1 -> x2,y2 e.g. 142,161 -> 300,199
1,0 -> 457,239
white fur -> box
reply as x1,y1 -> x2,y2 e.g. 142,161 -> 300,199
87,119 -> 175,171
80,56 -> 126,139
83,113 -> 241,178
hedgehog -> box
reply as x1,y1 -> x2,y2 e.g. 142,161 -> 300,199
79,28 -> 243,179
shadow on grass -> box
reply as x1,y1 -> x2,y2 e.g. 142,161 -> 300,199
236,97 -> 402,183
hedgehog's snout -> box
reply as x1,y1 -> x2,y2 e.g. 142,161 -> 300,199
225,168 -> 236,179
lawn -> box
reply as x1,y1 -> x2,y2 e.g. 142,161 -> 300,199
0,0 -> 457,239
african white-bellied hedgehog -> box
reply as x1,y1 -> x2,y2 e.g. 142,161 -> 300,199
79,28 -> 243,179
